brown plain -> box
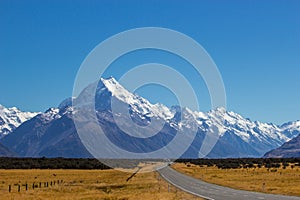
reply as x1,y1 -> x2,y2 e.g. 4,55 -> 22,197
173,163 -> 300,197
0,169 -> 203,200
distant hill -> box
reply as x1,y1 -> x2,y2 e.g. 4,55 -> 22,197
264,134 -> 300,158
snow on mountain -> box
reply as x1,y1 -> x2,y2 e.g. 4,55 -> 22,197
205,108 -> 289,143
0,105 -> 39,138
172,106 -> 298,157
175,106 -> 293,145
100,77 -> 174,120
40,108 -> 61,122
38,105 -> 75,124
280,120 -> 300,139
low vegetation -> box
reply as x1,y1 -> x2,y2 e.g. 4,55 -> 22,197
0,169 -> 202,200
0,157 -> 111,169
176,158 -> 300,169
174,158 -> 300,196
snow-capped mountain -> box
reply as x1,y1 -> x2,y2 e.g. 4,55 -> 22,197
170,106 -> 299,158
2,77 -> 300,158
263,121 -> 300,158
0,105 -> 39,138
1,105 -> 91,158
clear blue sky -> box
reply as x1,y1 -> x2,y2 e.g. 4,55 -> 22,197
0,0 -> 299,125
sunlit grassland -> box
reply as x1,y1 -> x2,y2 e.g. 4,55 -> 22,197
173,163 -> 300,196
0,169 -> 202,200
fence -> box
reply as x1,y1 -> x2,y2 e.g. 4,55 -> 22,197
8,180 -> 63,192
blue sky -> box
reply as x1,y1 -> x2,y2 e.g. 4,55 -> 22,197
0,0 -> 299,124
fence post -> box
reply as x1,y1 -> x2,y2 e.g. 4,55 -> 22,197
18,184 -> 20,192
26,183 -> 28,191
8,185 -> 11,192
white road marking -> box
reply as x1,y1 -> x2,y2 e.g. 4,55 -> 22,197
158,167 -> 300,200
159,171 -> 215,200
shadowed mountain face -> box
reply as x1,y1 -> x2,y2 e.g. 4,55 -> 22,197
264,134 -> 300,158
2,77 -> 300,158
0,142 -> 16,157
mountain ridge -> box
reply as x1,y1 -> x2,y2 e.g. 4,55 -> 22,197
1,77 -> 300,158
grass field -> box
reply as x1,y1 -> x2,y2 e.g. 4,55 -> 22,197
173,162 -> 300,197
0,169 -> 202,200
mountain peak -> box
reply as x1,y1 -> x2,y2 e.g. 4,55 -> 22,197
100,77 -> 134,103
100,77 -> 120,91
96,77 -> 175,120
101,76 -> 117,83
212,107 -> 227,113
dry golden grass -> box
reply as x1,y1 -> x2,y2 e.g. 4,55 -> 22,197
173,163 -> 300,197
0,169 -> 202,200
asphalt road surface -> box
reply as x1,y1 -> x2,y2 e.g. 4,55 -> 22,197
158,166 -> 300,200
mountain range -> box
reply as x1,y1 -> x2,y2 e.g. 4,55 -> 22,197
0,77 -> 299,158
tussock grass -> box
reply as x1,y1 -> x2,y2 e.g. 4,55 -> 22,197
0,169 -> 202,199
173,163 -> 300,196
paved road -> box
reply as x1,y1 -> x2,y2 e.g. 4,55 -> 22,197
158,166 -> 300,200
